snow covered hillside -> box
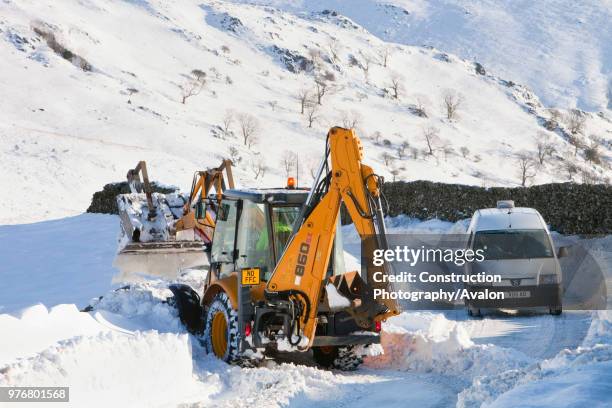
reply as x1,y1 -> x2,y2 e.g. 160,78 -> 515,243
237,0 -> 612,112
1,0 -> 610,224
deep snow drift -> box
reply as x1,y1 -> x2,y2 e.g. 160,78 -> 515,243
0,214 -> 119,313
1,214 -> 610,407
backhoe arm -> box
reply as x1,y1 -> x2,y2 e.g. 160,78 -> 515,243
175,159 -> 234,243
266,127 -> 400,348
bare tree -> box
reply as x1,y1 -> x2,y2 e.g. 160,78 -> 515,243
281,150 -> 297,178
544,109 -> 561,131
297,88 -> 310,114
191,69 -> 206,81
441,143 -> 455,161
390,168 -> 400,182
410,147 -> 419,159
305,101 -> 318,128
269,100 -> 278,111
535,131 -> 556,165
250,156 -> 267,179
568,133 -> 585,156
222,109 -> 235,139
180,70 -> 207,104
340,110 -> 363,129
209,67 -> 221,80
306,154 -> 320,181
228,146 -> 241,164
516,153 -> 536,186
358,51 -> 373,82
327,37 -> 341,64
371,131 -> 383,145
314,75 -> 335,105
459,146 -> 470,158
126,87 -> 138,104
389,72 -> 404,99
584,141 -> 602,164
378,46 -> 392,67
396,141 -> 409,159
423,126 -> 440,155
380,152 -> 395,167
237,113 -> 260,146
413,94 -> 430,117
308,48 -> 324,71
441,89 -> 464,120
565,110 -> 586,135
564,161 -> 578,181
580,168 -> 601,184
559,153 -> 578,180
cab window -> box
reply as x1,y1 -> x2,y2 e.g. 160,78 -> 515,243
236,201 -> 272,274
210,200 -> 238,277
271,206 -> 300,261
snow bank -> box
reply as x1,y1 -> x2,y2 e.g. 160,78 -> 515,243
0,331 -> 215,407
0,214 -> 119,313
90,280 -> 183,333
0,304 -> 105,365
365,312 -> 532,380
457,311 -> 612,408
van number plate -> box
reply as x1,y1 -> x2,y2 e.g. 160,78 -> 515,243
505,291 -> 531,299
241,268 -> 260,285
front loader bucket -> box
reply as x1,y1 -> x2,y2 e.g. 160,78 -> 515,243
112,241 -> 209,282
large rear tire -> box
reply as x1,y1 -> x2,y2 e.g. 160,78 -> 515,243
203,292 -> 240,362
312,346 -> 363,371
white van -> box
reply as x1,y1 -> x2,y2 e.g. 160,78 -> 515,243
464,200 -> 563,316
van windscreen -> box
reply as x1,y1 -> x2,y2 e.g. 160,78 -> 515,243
473,229 -> 554,260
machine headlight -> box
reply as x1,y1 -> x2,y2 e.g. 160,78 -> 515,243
539,274 -> 558,284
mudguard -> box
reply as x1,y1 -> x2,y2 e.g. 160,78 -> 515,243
168,284 -> 205,334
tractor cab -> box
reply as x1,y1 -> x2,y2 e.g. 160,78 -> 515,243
209,188 -> 309,282
201,186 -> 348,318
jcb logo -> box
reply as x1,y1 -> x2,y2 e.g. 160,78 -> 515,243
295,233 -> 312,277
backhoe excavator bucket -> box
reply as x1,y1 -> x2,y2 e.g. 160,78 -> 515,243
112,161 -> 209,280
113,241 -> 208,281
113,191 -> 209,280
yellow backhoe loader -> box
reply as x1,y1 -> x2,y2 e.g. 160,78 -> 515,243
170,127 -> 400,370
113,160 -> 234,279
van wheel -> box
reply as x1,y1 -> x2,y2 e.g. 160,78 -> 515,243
467,304 -> 482,317
549,306 -> 562,316
203,292 -> 240,362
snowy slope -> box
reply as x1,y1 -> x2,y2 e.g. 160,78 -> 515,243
0,214 -> 119,313
235,0 -> 612,112
1,0 -> 610,224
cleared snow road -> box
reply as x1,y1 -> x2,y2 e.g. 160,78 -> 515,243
447,310 -> 593,359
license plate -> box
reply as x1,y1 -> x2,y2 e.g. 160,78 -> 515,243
505,290 -> 531,299
241,268 -> 260,285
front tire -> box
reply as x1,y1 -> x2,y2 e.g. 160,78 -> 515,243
467,304 -> 482,317
203,292 -> 240,362
549,306 -> 562,316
